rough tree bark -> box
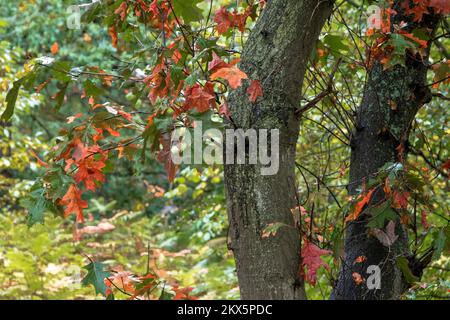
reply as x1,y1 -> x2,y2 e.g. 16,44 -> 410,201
224,0 -> 333,299
332,4 -> 441,300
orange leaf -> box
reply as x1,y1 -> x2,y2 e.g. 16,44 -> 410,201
59,184 -> 88,223
30,150 -> 49,168
210,66 -> 248,89
345,188 -> 376,222
109,26 -> 118,48
352,272 -> 364,285
51,42 -> 59,55
184,82 -> 216,113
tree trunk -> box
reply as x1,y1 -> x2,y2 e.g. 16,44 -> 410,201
332,4 -> 441,300
224,0 -> 333,299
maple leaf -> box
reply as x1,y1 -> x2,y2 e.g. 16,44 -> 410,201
214,7 -> 233,34
372,220 -> 398,246
247,80 -> 263,102
59,184 -> 88,223
345,188 -> 376,222
50,42 -> 59,55
300,240 -> 332,286
184,82 -> 216,113
145,61 -> 170,104
392,191 -> 410,209
208,51 -> 228,72
210,65 -> 248,89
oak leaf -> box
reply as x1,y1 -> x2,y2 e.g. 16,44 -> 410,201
300,240 -> 332,286
59,184 -> 88,223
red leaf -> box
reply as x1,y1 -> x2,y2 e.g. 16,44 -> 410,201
157,133 -> 178,182
429,0 -> 450,15
246,80 -> 263,103
392,191 -> 410,209
114,2 -> 128,21
172,285 -> 198,300
184,82 -> 216,113
214,8 -> 233,34
421,210 -> 430,229
300,240 -> 332,286
59,184 -> 88,223
208,51 -> 228,72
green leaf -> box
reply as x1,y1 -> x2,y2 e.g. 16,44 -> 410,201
367,201 -> 397,228
51,61 -> 72,82
324,34 -> 349,54
81,262 -> 111,296
20,185 -> 47,226
1,77 -> 25,121
433,226 -> 449,260
83,79 -> 103,97
54,82 -> 69,111
396,257 -> 419,284
43,168 -> 74,200
172,0 -> 203,23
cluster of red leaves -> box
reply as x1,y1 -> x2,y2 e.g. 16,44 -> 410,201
104,271 -> 197,300
57,135 -> 109,223
300,240 -> 333,286
364,0 -> 450,69
214,6 -> 254,35
145,58 -> 183,104
110,0 -> 175,49
402,0 -> 450,22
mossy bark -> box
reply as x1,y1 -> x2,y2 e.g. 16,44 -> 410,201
332,5 -> 441,300
224,0 -> 333,299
